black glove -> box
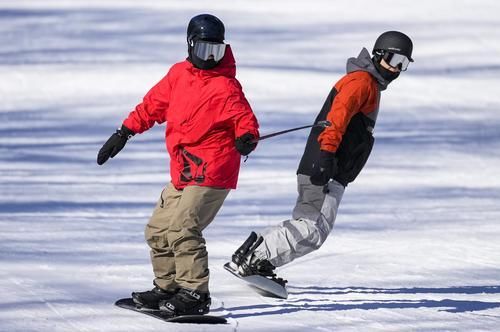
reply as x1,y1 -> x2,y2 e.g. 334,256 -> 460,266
97,125 -> 135,165
235,133 -> 257,156
310,150 -> 338,186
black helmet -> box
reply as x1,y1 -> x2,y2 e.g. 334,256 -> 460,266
186,14 -> 226,70
187,14 -> 225,44
372,31 -> 413,62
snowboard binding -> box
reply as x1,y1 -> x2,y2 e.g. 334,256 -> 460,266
231,232 -> 287,287
159,288 -> 211,316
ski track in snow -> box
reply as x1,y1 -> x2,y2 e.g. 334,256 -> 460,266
1,0 -> 500,331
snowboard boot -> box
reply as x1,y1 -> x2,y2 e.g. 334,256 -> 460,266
158,288 -> 211,316
131,286 -> 176,310
231,232 -> 287,287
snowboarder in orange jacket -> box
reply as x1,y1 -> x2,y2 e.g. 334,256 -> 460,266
231,31 -> 414,283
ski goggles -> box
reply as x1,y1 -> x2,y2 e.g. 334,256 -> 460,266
193,40 -> 226,62
382,52 -> 411,71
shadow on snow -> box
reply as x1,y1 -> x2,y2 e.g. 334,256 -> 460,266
226,285 -> 500,318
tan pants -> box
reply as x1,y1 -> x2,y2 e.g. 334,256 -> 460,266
145,183 -> 229,292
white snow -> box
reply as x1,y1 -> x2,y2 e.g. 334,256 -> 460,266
1,0 -> 500,331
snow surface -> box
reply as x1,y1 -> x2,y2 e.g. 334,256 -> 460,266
1,0 -> 500,331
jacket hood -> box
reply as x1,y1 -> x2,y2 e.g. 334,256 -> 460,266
346,48 -> 389,90
187,44 -> 236,78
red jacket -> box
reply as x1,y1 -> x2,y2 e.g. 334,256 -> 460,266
123,45 -> 259,190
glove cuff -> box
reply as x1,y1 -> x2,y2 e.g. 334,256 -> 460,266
117,125 -> 135,140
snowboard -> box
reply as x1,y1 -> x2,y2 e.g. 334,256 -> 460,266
224,262 -> 288,299
115,298 -> 227,324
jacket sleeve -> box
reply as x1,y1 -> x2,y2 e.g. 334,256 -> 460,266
318,79 -> 369,152
221,82 -> 260,140
122,69 -> 173,134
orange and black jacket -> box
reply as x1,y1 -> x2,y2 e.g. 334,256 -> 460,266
297,48 -> 390,186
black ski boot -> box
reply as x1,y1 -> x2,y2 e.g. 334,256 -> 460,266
131,286 -> 176,310
158,288 -> 211,316
231,232 -> 287,287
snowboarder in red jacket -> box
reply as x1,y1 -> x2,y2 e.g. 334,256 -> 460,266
97,14 -> 259,315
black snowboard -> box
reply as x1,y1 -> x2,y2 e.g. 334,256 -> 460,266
115,298 -> 227,324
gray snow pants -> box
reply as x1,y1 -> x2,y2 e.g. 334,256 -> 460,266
253,174 -> 345,267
